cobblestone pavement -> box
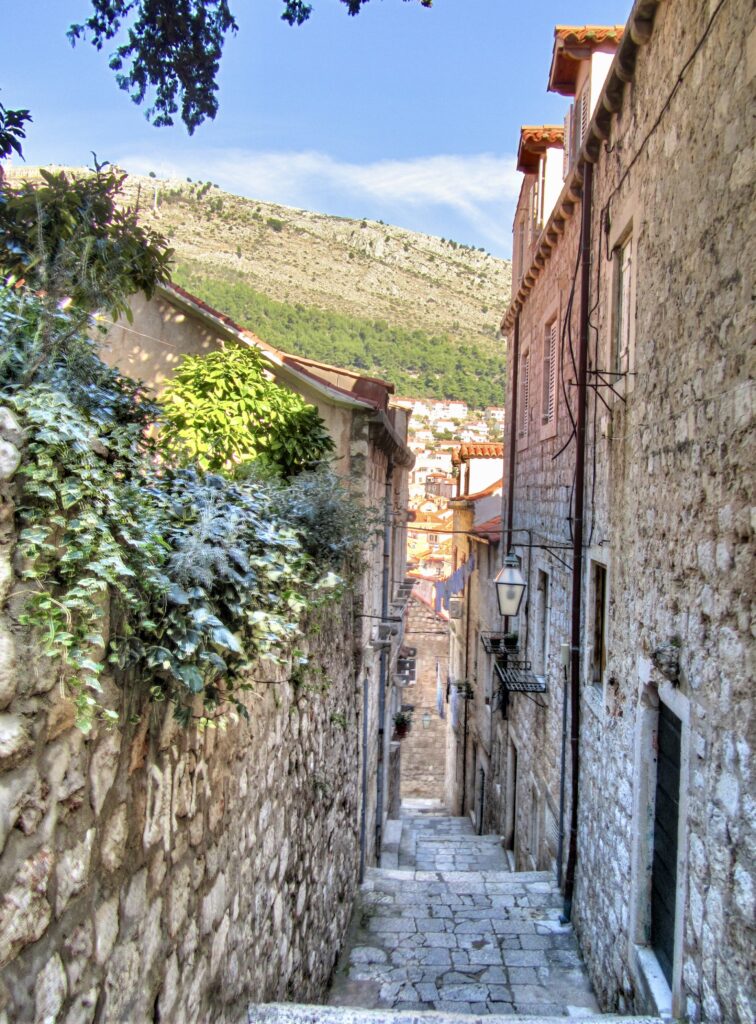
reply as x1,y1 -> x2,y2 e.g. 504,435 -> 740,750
328,811 -> 601,1017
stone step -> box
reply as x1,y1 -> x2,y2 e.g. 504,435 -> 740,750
249,1003 -> 662,1024
366,868 -> 555,885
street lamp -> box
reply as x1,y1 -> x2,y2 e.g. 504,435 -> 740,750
422,710 -> 432,729
494,553 -> 526,617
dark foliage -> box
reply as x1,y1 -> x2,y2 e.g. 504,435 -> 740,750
0,102 -> 31,160
0,165 -> 173,324
68,1 -> 432,132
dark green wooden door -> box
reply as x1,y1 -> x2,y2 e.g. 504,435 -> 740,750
651,702 -> 682,986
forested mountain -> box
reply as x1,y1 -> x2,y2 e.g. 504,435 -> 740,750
10,169 -> 512,406
173,262 -> 507,407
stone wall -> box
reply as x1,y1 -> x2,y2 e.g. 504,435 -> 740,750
571,3 -> 755,1021
399,596 -> 448,801
499,1 -> 754,1021
0,415 -> 361,1024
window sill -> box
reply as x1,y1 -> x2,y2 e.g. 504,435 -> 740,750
583,683 -> 604,722
631,945 -> 673,1022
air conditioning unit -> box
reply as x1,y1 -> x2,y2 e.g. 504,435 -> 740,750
369,625 -> 392,649
396,656 -> 417,682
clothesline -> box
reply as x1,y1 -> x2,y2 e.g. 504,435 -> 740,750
434,554 -> 476,613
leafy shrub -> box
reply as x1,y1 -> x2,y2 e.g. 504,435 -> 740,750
0,288 -> 360,731
265,466 -> 376,572
160,346 -> 334,478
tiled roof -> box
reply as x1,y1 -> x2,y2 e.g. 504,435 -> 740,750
164,283 -> 385,411
466,479 -> 504,502
472,515 -> 502,540
549,24 -> 625,96
503,6 -> 660,334
517,126 -> 564,173
451,443 -> 504,466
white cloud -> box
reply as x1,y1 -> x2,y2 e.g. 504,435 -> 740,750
117,148 -> 519,256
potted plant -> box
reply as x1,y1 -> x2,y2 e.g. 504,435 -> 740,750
393,710 -> 413,739
503,631 -> 519,652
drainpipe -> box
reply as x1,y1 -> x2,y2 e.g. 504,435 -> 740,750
460,690 -> 469,817
459,577 -> 473,816
374,457 -> 394,862
564,160 -> 593,921
477,767 -> 485,835
359,672 -> 369,883
556,656 -> 569,886
505,314 -> 520,556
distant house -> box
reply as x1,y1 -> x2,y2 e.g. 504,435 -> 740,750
102,282 -> 415,870
451,442 -> 504,498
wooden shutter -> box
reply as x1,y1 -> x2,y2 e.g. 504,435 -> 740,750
542,320 -> 558,425
580,86 -> 589,143
618,238 -> 633,373
563,108 -> 572,175
518,352 -> 530,440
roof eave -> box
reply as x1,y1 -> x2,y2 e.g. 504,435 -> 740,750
501,0 -> 661,334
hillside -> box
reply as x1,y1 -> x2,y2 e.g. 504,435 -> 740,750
7,168 -> 512,405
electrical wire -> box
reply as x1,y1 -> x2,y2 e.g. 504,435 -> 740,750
600,0 -> 730,240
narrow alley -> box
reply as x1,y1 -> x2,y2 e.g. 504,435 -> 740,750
251,803 -> 662,1023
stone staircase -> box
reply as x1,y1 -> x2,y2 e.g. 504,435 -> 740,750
249,809 -> 661,1024
249,1010 -> 661,1023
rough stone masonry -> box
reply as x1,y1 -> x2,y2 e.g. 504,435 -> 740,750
0,409 -> 362,1024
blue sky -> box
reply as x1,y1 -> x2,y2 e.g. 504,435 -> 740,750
3,1 -> 632,257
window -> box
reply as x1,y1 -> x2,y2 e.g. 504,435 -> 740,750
563,107 -> 572,176
531,159 -> 546,239
530,179 -> 539,243
565,85 -> 589,174
516,218 -> 526,282
590,562 -> 607,686
542,319 -> 558,427
518,350 -> 530,442
573,85 -> 589,155
614,233 -> 634,375
534,570 -> 550,676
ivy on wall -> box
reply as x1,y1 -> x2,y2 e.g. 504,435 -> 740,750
1,287 -> 365,732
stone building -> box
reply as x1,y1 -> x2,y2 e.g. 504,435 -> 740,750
398,594 -> 449,803
101,283 -> 415,873
496,2 -> 754,1022
0,431 -> 362,1022
443,457 -> 505,828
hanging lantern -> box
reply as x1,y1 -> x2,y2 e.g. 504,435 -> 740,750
494,553 -> 526,617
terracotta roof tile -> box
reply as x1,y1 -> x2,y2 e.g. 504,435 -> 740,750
517,126 -> 565,173
466,478 -> 504,502
163,283 -> 384,410
549,24 -> 625,96
472,514 -> 502,540
451,443 -> 504,466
